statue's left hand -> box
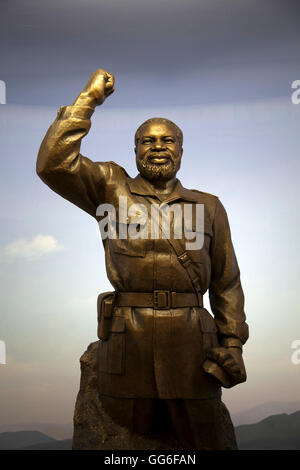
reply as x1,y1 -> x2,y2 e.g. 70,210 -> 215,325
206,346 -> 246,384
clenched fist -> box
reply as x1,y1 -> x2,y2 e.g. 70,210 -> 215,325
73,69 -> 115,107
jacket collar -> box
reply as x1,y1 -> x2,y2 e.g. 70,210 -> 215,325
127,173 -> 200,204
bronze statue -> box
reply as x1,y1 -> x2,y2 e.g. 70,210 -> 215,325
37,69 -> 248,450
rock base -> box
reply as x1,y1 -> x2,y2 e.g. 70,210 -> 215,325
72,341 -> 181,450
72,341 -> 237,450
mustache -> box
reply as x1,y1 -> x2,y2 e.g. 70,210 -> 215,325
144,151 -> 174,162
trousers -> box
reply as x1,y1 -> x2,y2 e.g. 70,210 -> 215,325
100,394 -> 237,450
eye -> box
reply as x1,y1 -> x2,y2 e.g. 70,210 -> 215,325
164,138 -> 175,143
142,138 -> 152,144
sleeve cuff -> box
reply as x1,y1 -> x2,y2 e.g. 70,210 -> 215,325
221,337 -> 243,350
57,105 -> 95,120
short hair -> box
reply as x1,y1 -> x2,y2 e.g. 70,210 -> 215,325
135,117 -> 183,147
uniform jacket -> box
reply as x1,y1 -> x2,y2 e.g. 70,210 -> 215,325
36,104 -> 249,399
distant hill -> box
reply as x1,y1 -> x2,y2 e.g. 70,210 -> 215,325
235,410 -> 300,449
19,439 -> 72,450
0,423 -> 72,440
0,431 -> 55,450
1,410 -> 300,450
232,401 -> 300,426
3,402 -> 299,438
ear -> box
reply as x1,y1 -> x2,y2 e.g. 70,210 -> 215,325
180,147 -> 183,158
134,147 -> 137,154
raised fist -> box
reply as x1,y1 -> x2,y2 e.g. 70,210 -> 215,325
74,69 -> 115,107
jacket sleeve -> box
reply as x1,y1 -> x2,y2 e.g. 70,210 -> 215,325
36,105 -> 111,218
209,199 -> 249,349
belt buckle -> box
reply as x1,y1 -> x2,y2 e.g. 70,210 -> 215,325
153,290 -> 171,310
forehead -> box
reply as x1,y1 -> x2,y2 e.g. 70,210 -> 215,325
140,122 -> 178,138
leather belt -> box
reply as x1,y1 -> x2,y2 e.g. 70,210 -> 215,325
115,290 -> 203,310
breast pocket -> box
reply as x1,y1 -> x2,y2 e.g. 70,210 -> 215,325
98,316 -> 126,375
109,214 -> 147,258
184,215 -> 212,288
184,213 -> 212,258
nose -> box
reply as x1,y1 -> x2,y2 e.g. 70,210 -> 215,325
152,141 -> 166,151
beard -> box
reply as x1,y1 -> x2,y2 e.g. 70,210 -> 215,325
137,155 -> 181,182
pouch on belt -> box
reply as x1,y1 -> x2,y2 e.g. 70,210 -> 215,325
97,291 -> 115,341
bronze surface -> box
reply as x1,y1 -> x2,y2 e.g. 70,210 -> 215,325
37,69 -> 248,449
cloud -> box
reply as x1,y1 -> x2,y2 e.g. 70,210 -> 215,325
0,235 -> 64,262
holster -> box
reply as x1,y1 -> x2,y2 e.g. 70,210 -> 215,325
97,291 -> 116,341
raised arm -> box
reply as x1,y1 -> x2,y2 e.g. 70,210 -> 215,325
36,69 -> 115,217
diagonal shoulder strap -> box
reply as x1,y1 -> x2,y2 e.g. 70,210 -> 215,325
145,196 -> 203,307
163,232 -> 203,308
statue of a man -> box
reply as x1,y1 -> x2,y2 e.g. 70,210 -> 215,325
37,69 -> 248,450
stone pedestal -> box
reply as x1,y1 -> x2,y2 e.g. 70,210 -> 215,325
72,341 -> 180,450
72,341 -> 237,450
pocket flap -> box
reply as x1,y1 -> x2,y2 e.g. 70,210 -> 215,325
112,238 -> 146,257
109,316 -> 126,333
199,309 -> 218,333
184,210 -> 213,237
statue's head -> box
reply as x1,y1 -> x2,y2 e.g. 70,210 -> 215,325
135,118 -> 183,182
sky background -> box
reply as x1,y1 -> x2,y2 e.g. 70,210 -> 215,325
0,0 -> 300,427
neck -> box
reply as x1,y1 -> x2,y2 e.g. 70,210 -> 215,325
144,176 -> 177,197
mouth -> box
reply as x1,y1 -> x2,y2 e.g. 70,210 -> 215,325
148,154 -> 171,165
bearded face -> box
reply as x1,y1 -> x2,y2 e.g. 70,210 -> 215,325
135,121 -> 183,183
